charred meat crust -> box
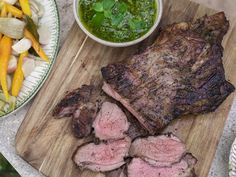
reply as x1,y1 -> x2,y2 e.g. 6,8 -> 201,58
54,83 -> 148,139
53,84 -> 108,138
52,85 -> 94,118
124,109 -> 149,139
72,106 -> 97,138
101,12 -> 235,134
191,12 -> 229,44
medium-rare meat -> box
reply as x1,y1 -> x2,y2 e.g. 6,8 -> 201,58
73,137 -> 131,172
105,165 -> 127,177
93,102 -> 130,140
53,83 -> 147,139
53,84 -> 108,138
129,134 -> 186,167
127,154 -> 197,177
102,12 -> 235,133
72,105 -> 97,138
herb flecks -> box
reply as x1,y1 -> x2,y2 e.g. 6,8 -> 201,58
79,0 -> 157,42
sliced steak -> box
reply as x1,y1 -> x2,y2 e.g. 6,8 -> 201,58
129,134 -> 186,167
53,84 -> 108,138
54,83 -> 147,139
105,165 -> 127,177
127,154 -> 197,177
125,110 -> 149,140
72,104 -> 97,138
93,102 -> 130,140
101,12 -> 235,134
53,85 -> 95,118
73,137 -> 131,172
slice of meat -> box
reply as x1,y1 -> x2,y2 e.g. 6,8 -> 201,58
93,102 -> 130,140
54,83 -> 148,139
127,154 -> 197,177
73,137 -> 131,172
102,82 -> 154,132
106,165 -> 127,177
53,84 -> 109,138
101,12 -> 235,134
72,104 -> 97,138
125,110 -> 149,140
129,134 -> 186,167
53,85 -> 94,118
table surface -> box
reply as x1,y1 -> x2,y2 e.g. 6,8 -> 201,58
0,0 -> 235,177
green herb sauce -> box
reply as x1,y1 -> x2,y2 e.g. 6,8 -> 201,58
79,0 -> 157,42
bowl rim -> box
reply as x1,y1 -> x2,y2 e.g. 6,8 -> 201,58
73,0 -> 163,47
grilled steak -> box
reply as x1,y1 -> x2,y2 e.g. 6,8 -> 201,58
127,154 -> 197,177
93,102 -> 130,140
53,84 -> 147,139
73,137 -> 131,172
53,84 -> 108,138
72,105 -> 97,138
53,85 -> 96,118
129,134 -> 186,167
102,12 -> 235,133
125,109 -> 149,140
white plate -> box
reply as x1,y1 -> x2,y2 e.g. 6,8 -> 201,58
230,138 -> 236,177
0,0 -> 60,118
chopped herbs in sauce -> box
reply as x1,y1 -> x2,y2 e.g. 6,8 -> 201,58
79,0 -> 157,42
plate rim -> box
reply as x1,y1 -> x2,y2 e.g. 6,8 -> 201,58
0,0 -> 60,119
229,138 -> 236,176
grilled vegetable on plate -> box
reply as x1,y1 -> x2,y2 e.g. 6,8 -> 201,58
0,0 -> 59,117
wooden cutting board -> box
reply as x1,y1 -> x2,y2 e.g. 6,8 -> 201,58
15,0 -> 236,176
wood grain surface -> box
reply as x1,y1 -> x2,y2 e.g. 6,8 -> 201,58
15,0 -> 236,177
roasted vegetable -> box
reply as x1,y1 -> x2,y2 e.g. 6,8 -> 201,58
7,75 -> 12,90
0,18 -> 26,39
2,0 -> 17,5
22,57 -> 35,77
24,29 -> 49,62
6,3 -> 23,18
12,37 -> 32,54
7,55 -> 17,73
0,2 -> 7,40
31,9 -> 38,24
25,15 -> 41,56
38,24 -> 50,45
0,100 -> 5,110
0,36 -> 12,101
19,0 -> 32,16
29,0 -> 44,18
25,15 -> 39,40
12,51 -> 28,97
0,0 -> 49,116
0,2 -> 7,17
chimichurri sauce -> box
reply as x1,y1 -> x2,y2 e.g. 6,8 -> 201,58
79,0 -> 157,42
